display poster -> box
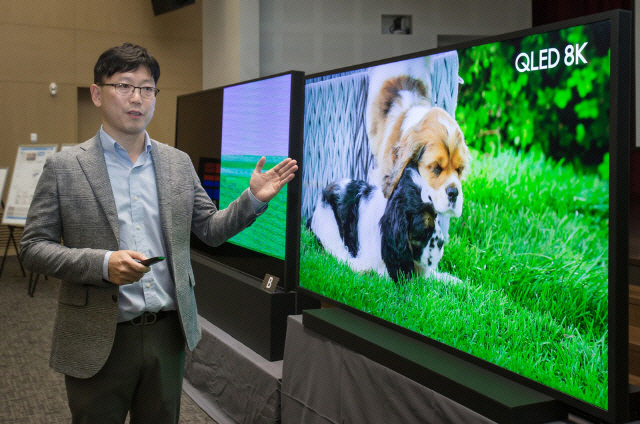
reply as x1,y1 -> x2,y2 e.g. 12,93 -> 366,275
0,167 -> 9,205
2,145 -> 58,226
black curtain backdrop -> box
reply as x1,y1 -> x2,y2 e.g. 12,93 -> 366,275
532,0 -> 631,26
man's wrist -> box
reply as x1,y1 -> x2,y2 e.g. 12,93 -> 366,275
248,189 -> 268,214
103,251 -> 114,282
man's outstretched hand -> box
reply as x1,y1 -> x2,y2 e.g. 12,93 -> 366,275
249,157 -> 298,202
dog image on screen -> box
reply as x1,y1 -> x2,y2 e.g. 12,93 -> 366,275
307,59 -> 469,283
366,66 -> 470,220
308,161 -> 452,283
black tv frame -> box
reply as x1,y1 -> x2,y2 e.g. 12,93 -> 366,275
175,70 -> 305,292
296,10 -> 631,424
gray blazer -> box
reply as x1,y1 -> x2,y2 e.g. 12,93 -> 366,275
20,135 -> 259,379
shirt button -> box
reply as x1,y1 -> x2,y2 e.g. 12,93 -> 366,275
146,283 -> 151,288
136,225 -> 141,230
133,196 -> 138,201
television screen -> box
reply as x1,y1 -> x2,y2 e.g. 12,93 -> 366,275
298,11 -> 630,423
176,71 -> 304,290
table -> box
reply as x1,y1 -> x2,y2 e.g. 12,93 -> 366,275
184,316 -> 283,424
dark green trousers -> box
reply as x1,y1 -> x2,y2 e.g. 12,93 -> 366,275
64,311 -> 185,424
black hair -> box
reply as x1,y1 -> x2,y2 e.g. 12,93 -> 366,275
93,43 -> 160,84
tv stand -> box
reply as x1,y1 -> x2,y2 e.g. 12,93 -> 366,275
190,250 -> 296,361
301,307 -> 567,424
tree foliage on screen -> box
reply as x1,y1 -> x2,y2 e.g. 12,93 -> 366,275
456,23 -> 610,180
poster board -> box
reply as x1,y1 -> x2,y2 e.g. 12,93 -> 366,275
0,167 -> 9,205
2,145 -> 58,227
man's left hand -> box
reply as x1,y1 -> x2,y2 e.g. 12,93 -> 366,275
249,157 -> 298,202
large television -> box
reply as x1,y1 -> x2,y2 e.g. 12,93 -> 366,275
298,11 -> 631,423
176,71 -> 304,291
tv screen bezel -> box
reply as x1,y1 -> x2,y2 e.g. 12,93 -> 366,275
295,10 -> 631,423
175,70 -> 305,292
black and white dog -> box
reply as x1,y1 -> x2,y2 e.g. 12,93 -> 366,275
308,162 -> 454,283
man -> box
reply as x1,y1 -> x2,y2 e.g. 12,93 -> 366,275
19,43 -> 297,424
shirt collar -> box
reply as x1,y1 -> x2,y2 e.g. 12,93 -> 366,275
99,126 -> 152,156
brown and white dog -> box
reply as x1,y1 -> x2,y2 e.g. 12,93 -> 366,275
366,70 -> 470,220
307,63 -> 469,283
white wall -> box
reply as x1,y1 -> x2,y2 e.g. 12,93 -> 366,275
203,0 -> 532,86
259,0 -> 532,75
202,0 -> 259,89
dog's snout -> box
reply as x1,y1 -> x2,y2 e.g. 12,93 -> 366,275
446,186 -> 458,202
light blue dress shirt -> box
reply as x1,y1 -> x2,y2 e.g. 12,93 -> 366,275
99,127 -> 267,322
100,128 -> 175,322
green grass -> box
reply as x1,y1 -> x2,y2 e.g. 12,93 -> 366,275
220,156 -> 287,259
299,147 -> 609,409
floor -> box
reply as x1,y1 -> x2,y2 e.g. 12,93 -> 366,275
0,257 -> 216,424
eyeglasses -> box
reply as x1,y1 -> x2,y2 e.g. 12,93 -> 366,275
98,83 -> 160,99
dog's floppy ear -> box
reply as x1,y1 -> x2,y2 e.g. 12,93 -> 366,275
382,135 -> 426,198
380,191 -> 414,283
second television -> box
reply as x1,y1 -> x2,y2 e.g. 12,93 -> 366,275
298,10 -> 631,424
176,71 -> 304,291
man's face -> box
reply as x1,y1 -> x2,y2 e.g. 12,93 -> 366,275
90,67 -> 156,141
